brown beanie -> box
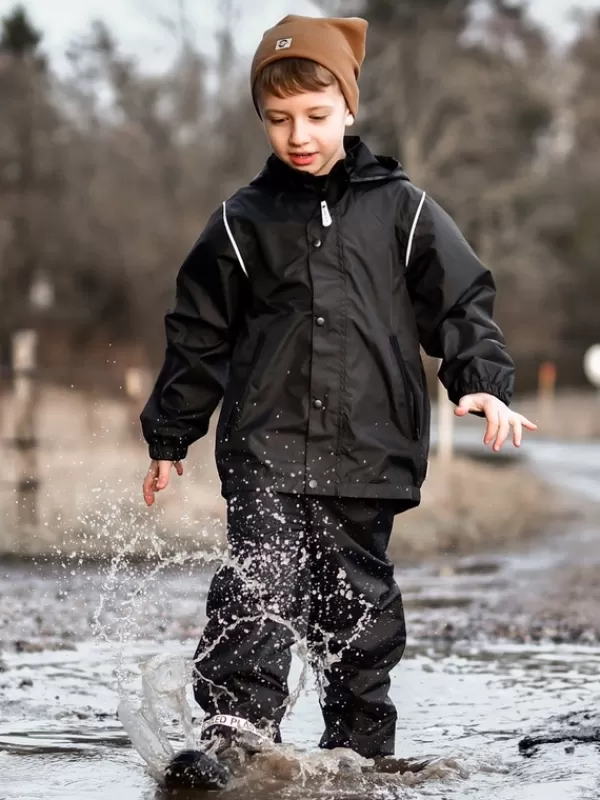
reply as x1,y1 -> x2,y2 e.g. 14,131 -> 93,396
251,15 -> 368,118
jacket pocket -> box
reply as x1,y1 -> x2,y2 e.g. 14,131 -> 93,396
228,331 -> 267,435
390,335 -> 421,440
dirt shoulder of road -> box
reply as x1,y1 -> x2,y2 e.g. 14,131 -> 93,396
388,452 -> 579,562
0,386 -> 590,561
0,450 -> 578,563
515,389 -> 600,440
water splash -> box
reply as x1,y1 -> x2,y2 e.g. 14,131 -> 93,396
90,489 -> 415,787
117,654 -> 198,778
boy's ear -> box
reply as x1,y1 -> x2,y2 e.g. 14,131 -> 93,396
345,113 -> 355,127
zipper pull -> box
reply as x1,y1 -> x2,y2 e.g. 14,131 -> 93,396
321,200 -> 332,227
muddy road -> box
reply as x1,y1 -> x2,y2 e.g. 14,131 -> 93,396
1,434 -> 600,799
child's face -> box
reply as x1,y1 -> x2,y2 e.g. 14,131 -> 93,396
259,83 -> 352,176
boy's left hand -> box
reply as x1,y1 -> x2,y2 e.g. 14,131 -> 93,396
455,393 -> 537,452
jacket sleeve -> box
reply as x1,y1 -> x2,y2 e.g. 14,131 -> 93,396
405,192 -> 515,407
140,204 -> 249,460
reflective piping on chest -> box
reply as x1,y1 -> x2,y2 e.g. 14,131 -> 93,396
405,190 -> 426,268
222,200 -> 248,276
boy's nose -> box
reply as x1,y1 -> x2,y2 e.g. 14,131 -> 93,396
289,123 -> 311,148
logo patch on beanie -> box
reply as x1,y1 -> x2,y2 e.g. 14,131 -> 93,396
275,38 -> 292,50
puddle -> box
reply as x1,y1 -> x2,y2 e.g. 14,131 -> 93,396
1,584 -> 599,799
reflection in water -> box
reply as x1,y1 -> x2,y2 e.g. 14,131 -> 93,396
1,638 -> 599,799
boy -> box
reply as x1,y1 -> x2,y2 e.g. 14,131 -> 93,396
140,13 -> 536,788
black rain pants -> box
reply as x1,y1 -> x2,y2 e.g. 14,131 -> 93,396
193,491 -> 407,758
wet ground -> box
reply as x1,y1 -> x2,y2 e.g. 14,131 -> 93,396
1,433 -> 600,798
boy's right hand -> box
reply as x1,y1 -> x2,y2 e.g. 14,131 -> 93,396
143,459 -> 184,506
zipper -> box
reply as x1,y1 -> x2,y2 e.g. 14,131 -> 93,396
321,200 -> 332,227
227,331 -> 266,436
390,335 -> 421,440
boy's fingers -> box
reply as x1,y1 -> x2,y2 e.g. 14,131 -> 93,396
484,408 -> 499,445
512,416 -> 523,447
494,413 -> 510,451
157,461 -> 171,490
142,467 -> 157,506
520,415 -> 538,431
144,461 -> 182,505
454,398 -> 471,416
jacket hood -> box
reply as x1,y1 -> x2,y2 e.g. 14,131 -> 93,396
343,136 -> 408,183
251,136 -> 409,193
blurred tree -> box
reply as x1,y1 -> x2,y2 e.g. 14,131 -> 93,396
0,1 -> 594,391
57,7 -> 264,365
319,0 -> 469,27
568,11 -> 600,164
211,0 -> 268,198
0,4 -> 41,56
57,19 -> 211,359
0,5 -> 60,340
547,11 -> 600,384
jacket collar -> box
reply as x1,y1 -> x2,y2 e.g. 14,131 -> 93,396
343,136 -> 408,184
251,136 -> 408,196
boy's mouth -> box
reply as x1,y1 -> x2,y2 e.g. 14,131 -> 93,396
289,153 -> 317,167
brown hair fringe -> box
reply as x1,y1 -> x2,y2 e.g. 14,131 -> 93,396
253,57 -> 339,104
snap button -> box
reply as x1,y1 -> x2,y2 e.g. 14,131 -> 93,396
315,317 -> 325,327
313,399 -> 323,409
309,479 -> 318,489
312,239 -> 322,248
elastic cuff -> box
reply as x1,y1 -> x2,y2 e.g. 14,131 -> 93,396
149,441 -> 188,461
449,381 -> 511,409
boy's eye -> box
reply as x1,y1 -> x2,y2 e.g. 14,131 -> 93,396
270,118 -> 286,125
310,115 -> 327,122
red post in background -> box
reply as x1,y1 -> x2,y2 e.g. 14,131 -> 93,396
537,360 -> 556,430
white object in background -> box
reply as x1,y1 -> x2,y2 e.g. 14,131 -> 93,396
583,344 -> 600,388
124,367 -> 146,399
29,271 -> 54,310
12,329 -> 39,529
437,364 -> 454,464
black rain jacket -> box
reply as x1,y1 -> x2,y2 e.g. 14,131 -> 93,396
141,137 -> 514,504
